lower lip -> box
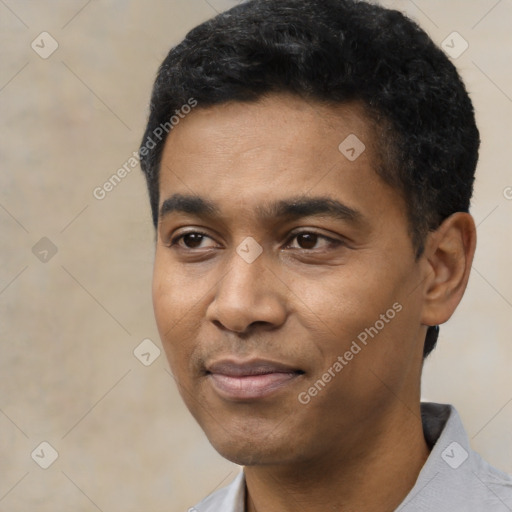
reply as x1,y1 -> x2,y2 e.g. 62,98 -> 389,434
208,372 -> 300,400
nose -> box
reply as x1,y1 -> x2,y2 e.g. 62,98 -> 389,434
205,247 -> 288,334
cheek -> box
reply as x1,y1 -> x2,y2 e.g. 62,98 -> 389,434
151,255 -> 203,373
152,250 -> 210,322
286,264 -> 392,334
287,259 -> 415,367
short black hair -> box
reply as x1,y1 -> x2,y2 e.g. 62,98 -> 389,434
139,0 -> 480,358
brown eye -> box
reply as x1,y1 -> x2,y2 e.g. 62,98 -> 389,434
181,233 -> 205,248
287,231 -> 342,251
169,231 -> 217,250
296,233 -> 319,249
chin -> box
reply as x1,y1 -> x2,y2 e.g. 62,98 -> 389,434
211,440 -> 290,466
203,419 -> 304,467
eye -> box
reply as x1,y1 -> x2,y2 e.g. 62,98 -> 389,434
286,231 -> 341,250
167,229 -> 342,252
168,231 -> 217,250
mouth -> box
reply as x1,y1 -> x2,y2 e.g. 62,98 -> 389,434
205,359 -> 305,401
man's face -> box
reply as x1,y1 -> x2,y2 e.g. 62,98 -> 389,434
153,94 -> 428,466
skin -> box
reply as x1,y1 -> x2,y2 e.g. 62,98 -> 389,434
152,93 -> 476,512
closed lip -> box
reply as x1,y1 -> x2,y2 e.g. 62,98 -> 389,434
205,358 -> 304,377
205,358 -> 305,400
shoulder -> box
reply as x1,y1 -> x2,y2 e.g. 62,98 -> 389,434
470,448 -> 512,508
402,402 -> 512,511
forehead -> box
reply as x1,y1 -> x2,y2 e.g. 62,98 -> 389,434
157,93 -> 398,224
161,94 -> 377,162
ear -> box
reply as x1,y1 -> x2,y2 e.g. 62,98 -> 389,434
420,212 -> 477,326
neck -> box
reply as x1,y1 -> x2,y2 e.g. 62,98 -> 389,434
244,402 -> 430,512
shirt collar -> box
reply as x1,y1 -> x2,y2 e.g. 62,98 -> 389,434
192,402 -> 512,511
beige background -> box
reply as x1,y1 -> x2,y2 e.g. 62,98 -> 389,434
0,0 -> 511,510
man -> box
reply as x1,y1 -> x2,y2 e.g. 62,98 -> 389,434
139,0 -> 512,510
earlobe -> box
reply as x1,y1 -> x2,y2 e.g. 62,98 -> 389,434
420,212 -> 477,327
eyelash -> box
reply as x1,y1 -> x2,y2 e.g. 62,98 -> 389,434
167,230 -> 343,251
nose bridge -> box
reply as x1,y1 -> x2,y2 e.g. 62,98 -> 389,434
207,242 -> 287,332
220,243 -> 269,305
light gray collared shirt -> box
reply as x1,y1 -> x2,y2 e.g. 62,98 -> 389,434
191,402 -> 512,511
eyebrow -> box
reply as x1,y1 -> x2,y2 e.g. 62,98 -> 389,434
159,193 -> 363,225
